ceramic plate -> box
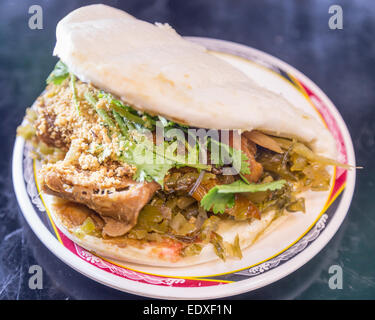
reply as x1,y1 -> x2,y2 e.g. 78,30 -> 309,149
12,37 -> 356,299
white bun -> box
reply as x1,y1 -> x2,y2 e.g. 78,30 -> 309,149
54,4 -> 336,158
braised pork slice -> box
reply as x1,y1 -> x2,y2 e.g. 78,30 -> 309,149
40,164 -> 160,237
35,109 -> 71,151
227,132 -> 263,183
240,136 -> 263,183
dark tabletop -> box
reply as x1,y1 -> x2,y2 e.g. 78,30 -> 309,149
0,0 -> 374,300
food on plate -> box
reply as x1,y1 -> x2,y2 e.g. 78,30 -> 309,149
17,4 -> 349,266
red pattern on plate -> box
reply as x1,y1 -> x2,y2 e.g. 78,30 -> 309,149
57,230 -> 229,287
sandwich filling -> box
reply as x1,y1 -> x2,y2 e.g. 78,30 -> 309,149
18,61 -> 345,261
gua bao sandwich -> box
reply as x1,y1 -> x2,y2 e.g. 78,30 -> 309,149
17,4 -> 348,266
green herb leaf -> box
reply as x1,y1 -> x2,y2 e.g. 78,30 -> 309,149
209,138 -> 250,176
200,186 -> 235,214
84,91 -> 115,130
70,73 -> 81,115
46,60 -> 69,85
112,110 -> 129,137
119,135 -> 174,186
99,92 -> 157,129
216,179 -> 287,193
133,162 -> 174,186
158,116 -> 175,127
200,179 -> 287,214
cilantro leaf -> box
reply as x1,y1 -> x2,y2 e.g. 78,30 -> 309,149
232,145 -> 251,175
200,187 -> 235,214
133,162 -> 174,186
200,179 -> 287,214
100,92 -> 157,129
70,73 -> 81,115
158,116 -> 175,127
46,60 -> 69,85
158,140 -> 211,170
209,138 -> 250,176
118,133 -> 175,187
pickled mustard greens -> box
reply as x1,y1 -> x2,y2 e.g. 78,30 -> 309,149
73,217 -> 101,239
16,60 -> 349,261
257,147 -> 332,192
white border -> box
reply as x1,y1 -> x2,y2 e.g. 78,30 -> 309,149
12,38 -> 356,299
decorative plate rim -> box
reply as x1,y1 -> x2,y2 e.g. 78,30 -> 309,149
12,37 -> 356,299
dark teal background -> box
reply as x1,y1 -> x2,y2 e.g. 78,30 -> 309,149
0,0 -> 374,299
